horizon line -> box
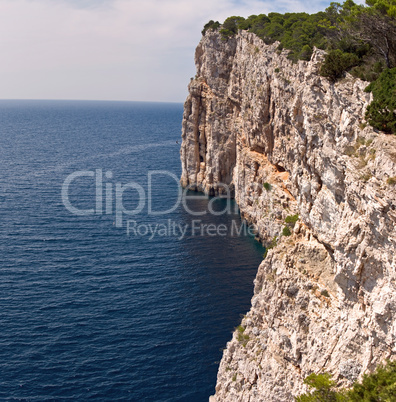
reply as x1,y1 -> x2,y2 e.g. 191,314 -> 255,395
0,98 -> 184,104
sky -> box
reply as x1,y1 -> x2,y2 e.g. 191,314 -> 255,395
0,0 -> 362,102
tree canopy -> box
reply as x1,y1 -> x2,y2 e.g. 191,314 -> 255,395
365,68 -> 396,133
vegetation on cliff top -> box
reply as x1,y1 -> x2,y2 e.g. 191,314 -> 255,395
296,360 -> 396,401
365,68 -> 396,134
202,0 -> 396,134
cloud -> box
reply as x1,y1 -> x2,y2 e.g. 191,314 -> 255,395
0,0 -> 359,102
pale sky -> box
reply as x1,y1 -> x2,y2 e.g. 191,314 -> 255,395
0,0 -> 363,102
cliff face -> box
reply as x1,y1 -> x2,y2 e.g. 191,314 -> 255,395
180,30 -> 396,401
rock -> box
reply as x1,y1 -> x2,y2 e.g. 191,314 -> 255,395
180,30 -> 396,401
286,285 -> 299,297
339,360 -> 362,382
252,327 -> 260,336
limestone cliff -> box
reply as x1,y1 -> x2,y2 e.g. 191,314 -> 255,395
180,30 -> 396,401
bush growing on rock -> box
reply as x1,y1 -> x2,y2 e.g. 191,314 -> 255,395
220,16 -> 246,39
347,360 -> 396,401
387,176 -> 396,185
295,360 -> 396,401
202,20 -> 220,35
235,325 -> 250,346
364,68 -> 396,134
263,182 -> 272,191
263,236 -> 277,259
321,289 -> 330,298
296,373 -> 339,401
319,50 -> 360,81
282,226 -> 292,236
285,214 -> 299,227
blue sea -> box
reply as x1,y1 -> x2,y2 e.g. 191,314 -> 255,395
0,100 -> 264,401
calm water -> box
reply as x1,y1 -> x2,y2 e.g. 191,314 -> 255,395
0,100 -> 264,401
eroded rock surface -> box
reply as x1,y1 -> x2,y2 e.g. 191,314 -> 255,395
180,31 -> 396,401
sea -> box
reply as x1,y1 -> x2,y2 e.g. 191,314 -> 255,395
0,100 -> 264,401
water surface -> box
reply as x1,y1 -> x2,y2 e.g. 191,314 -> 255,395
0,100 -> 264,401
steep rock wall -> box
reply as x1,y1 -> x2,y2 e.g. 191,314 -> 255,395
180,30 -> 396,401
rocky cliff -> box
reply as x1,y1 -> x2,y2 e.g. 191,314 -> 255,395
180,30 -> 396,401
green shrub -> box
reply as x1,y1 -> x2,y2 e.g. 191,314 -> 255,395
347,360 -> 396,401
360,172 -> 372,182
365,68 -> 396,134
350,60 -> 385,82
321,289 -> 330,297
296,360 -> 396,401
202,20 -> 220,35
356,136 -> 366,146
359,122 -> 367,130
236,325 -> 250,346
263,236 -> 277,259
344,146 -> 357,157
263,182 -> 272,191
300,44 -> 313,61
387,177 -> 396,185
220,16 -> 246,39
285,214 -> 299,226
269,236 -> 277,248
356,155 -> 368,169
282,226 -> 292,236
295,373 -> 339,402
320,49 -> 360,81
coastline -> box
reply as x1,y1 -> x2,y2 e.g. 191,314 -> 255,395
180,30 -> 396,400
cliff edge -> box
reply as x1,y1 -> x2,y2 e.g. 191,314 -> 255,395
180,30 -> 396,401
